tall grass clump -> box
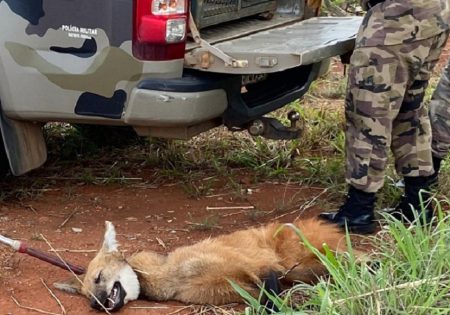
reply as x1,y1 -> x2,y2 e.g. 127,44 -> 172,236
234,201 -> 450,314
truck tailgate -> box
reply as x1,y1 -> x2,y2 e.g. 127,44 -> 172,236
185,16 -> 362,74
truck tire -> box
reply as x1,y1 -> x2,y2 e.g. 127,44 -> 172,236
0,133 -> 10,176
0,99 -> 10,176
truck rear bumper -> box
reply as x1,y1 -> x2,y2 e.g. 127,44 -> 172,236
125,86 -> 227,127
124,61 -> 320,139
123,72 -> 230,138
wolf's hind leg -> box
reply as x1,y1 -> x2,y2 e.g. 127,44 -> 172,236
281,257 -> 328,284
261,270 -> 282,312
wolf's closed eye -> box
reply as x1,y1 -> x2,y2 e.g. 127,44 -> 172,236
95,271 -> 102,284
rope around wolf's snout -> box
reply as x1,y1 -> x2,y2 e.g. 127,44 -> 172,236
0,234 -> 86,274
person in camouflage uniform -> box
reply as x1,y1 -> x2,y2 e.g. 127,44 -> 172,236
319,0 -> 450,233
429,58 -> 450,183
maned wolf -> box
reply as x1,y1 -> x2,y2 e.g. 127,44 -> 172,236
55,220 -> 352,312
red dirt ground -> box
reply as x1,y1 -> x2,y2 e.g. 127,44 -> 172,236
0,177 -> 333,315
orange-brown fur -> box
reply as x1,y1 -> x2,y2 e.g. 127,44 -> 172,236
127,219 -> 346,305
56,219 -> 349,307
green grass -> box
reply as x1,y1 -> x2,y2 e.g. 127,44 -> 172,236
186,213 -> 221,230
233,202 -> 450,314
308,210 -> 450,314
181,176 -> 215,199
436,155 -> 450,194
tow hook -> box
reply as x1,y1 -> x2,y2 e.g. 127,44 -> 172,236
247,110 -> 303,140
287,110 -> 300,129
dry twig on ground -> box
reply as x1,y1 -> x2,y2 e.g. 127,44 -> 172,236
41,278 -> 66,315
11,296 -> 61,315
58,207 -> 79,229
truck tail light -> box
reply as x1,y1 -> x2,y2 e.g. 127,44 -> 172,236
133,0 -> 188,61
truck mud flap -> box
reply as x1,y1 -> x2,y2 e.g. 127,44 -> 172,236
185,16 -> 362,74
0,108 -> 47,176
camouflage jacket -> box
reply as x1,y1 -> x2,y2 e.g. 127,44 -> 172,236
357,0 -> 450,47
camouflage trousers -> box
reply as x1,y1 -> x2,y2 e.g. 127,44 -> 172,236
430,56 -> 450,159
345,31 -> 449,193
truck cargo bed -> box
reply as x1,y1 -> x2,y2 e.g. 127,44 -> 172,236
186,14 -> 303,50
185,16 -> 362,74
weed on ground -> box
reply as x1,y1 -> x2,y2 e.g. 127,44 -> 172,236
234,204 -> 450,314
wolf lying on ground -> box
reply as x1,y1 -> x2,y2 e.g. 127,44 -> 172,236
55,220 -> 352,312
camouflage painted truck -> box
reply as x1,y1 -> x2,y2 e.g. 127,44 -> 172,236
0,0 -> 361,176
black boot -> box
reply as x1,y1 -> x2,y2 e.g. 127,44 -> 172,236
319,186 -> 376,234
427,155 -> 443,187
392,176 -> 433,223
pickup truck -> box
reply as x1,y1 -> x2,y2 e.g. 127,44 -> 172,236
0,0 -> 361,176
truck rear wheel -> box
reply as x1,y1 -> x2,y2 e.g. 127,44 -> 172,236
0,100 -> 10,176
0,134 -> 10,176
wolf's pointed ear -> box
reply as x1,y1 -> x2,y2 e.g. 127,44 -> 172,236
54,275 -> 84,295
102,221 -> 119,253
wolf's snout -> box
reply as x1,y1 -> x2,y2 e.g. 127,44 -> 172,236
89,281 -> 127,312
90,291 -> 108,311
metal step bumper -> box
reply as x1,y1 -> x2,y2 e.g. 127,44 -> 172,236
185,16 -> 362,74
